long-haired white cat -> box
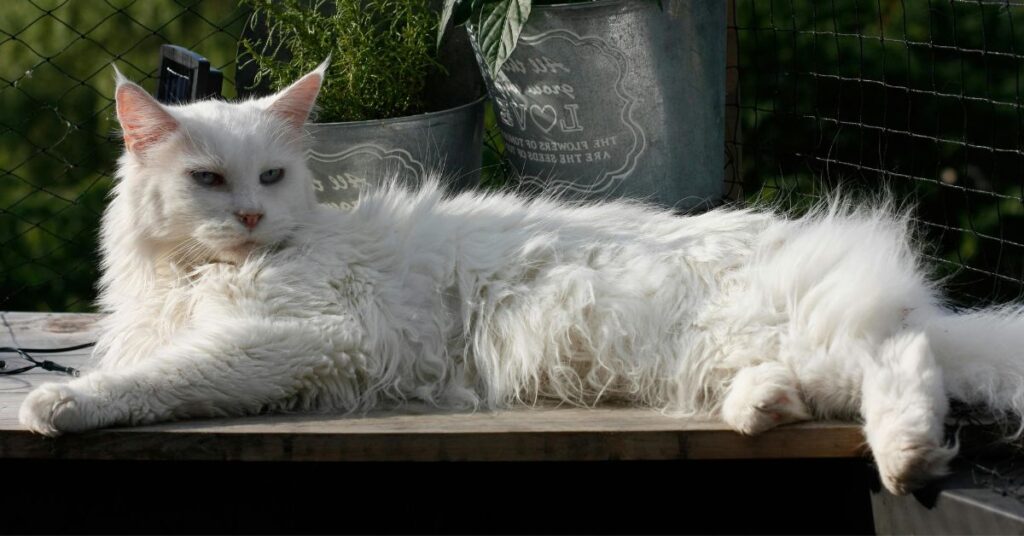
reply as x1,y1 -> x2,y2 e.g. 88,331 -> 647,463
19,62 -> 1024,495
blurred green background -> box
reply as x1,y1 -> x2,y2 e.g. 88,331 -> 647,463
1,0 -> 248,311
2,0 -> 1024,311
732,0 -> 1024,304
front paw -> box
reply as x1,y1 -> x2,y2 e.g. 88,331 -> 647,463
721,363 -> 811,436
19,383 -> 99,437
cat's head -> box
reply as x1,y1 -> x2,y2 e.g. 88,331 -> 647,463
110,61 -> 327,265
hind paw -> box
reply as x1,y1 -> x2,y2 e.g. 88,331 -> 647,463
872,437 -> 956,495
721,363 -> 811,435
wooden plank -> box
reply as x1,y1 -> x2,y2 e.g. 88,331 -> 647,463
0,312 -> 867,462
0,312 -> 99,431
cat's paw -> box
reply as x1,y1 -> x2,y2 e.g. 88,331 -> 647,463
721,363 -> 811,435
19,382 -> 99,437
862,331 -> 954,495
872,438 -> 957,495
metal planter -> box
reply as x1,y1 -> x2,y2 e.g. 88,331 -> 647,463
306,95 -> 486,209
472,0 -> 725,211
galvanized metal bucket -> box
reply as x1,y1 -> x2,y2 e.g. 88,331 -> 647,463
306,94 -> 487,210
471,0 -> 725,211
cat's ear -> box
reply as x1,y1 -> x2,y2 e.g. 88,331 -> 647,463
113,66 -> 179,155
265,58 -> 329,130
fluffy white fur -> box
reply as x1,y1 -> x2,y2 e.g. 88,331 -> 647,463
19,65 -> 1024,496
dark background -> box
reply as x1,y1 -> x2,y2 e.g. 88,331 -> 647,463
729,0 -> 1024,305
5,1 -> 1024,310
0,458 -> 877,534
3,3 -> 1021,532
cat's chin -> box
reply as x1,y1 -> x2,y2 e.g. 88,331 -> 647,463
213,240 -> 262,264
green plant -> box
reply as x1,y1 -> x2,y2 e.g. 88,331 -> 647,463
438,0 -> 531,80
438,0 -> 661,79
240,0 -> 441,122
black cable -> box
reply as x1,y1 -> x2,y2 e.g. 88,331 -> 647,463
0,342 -> 92,377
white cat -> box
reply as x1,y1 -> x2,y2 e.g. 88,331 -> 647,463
19,63 -> 1024,496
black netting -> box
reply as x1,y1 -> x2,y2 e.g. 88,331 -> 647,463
5,0 -> 1024,511
1,0 -> 247,311
8,1 -> 1022,311
729,0 -> 1024,305
729,0 -> 1024,504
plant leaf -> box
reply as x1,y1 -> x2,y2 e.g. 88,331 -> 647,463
438,0 -> 484,49
437,0 -> 461,49
454,0 -> 483,27
474,0 -> 531,78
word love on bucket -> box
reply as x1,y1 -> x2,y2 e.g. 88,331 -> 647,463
497,52 -> 626,171
475,0 -> 725,211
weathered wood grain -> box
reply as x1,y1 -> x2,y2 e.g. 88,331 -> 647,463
0,312 -> 867,462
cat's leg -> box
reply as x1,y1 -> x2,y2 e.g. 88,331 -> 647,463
720,362 -> 812,435
19,318 -> 363,436
861,330 -> 957,495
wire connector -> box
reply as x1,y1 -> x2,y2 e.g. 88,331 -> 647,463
0,343 -> 93,377
39,360 -> 80,377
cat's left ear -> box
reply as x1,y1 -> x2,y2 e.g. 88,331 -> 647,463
113,65 -> 179,155
266,58 -> 329,130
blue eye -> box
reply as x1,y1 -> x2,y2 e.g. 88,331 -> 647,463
260,168 -> 285,185
190,170 -> 225,187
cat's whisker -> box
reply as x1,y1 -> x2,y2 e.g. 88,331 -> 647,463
175,242 -> 203,267
154,240 -> 191,266
159,237 -> 200,265
160,237 -> 214,272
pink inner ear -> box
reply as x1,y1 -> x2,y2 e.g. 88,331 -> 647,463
116,84 -> 178,154
267,71 -> 323,130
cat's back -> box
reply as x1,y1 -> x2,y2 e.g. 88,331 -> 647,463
361,181 -> 776,259
219,182 -> 781,322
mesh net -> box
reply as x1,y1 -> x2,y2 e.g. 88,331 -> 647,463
4,0 -> 1024,505
729,0 -> 1024,305
7,1 -> 1024,310
730,0 -> 1024,505
1,0 -> 247,311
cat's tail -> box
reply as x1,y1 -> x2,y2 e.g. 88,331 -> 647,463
920,305 -> 1024,433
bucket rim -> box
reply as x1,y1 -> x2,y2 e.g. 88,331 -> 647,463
533,0 -> 648,11
307,93 -> 488,130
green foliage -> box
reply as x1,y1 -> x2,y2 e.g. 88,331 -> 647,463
474,0 -> 532,79
438,0 -> 530,78
438,0 -> 660,79
239,0 -> 441,122
1,0 -> 246,311
734,0 -> 1024,303
6,0 -> 1024,312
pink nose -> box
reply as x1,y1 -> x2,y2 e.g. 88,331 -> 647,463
235,212 -> 263,230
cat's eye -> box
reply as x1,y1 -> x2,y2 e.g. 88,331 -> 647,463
191,170 -> 225,187
260,168 -> 285,185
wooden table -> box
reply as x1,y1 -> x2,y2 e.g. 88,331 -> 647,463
0,312 -> 866,462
